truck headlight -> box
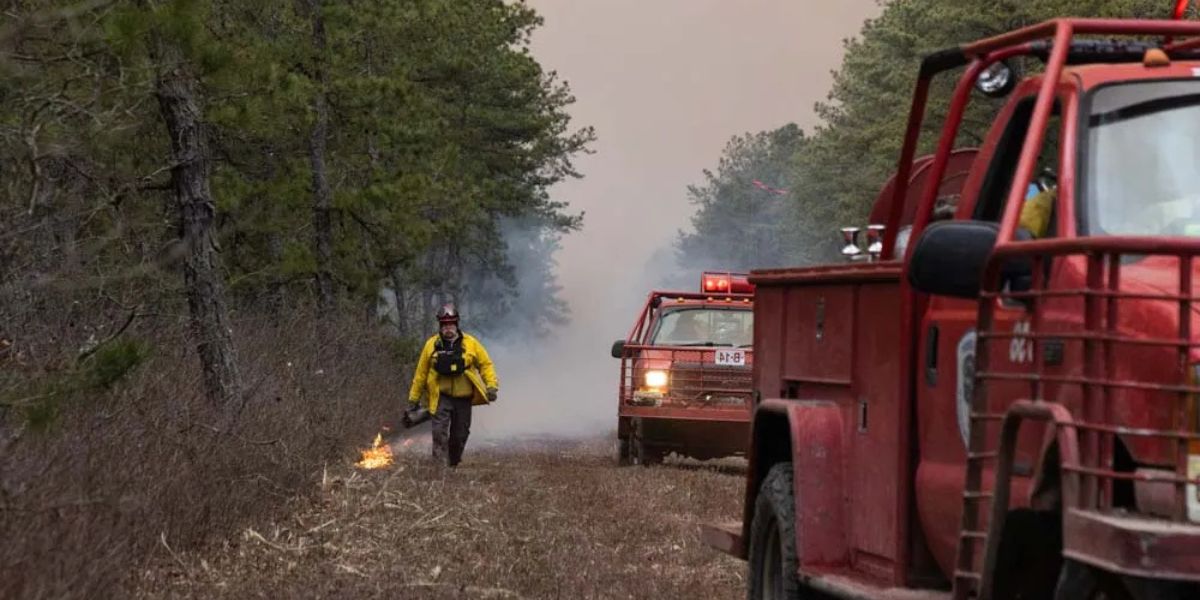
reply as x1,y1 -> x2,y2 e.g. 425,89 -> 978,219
644,369 -> 668,389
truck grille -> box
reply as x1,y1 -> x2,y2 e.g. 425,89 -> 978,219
617,347 -> 753,410
665,361 -> 752,406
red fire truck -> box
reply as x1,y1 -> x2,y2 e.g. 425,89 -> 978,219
611,272 -> 755,465
703,16 -> 1200,600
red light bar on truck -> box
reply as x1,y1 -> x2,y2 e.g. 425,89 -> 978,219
701,271 -> 754,294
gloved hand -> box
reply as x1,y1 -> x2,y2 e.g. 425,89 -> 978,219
486,387 -> 498,402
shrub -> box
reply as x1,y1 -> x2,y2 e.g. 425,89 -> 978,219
0,310 -> 404,599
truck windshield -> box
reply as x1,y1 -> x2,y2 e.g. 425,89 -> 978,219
1085,80 -> 1200,236
650,308 -> 752,347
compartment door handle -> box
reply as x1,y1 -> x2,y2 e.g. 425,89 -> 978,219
925,324 -> 939,387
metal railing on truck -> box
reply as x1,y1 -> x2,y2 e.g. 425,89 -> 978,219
960,239 -> 1200,597
873,16 -> 1200,598
617,345 -> 754,411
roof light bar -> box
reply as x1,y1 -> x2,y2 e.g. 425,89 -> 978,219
701,271 -> 754,295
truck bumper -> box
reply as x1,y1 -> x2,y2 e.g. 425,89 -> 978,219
1063,508 -> 1200,582
618,409 -> 750,459
619,405 -> 751,423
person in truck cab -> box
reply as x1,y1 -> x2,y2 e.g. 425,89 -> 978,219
713,311 -> 748,346
670,311 -> 707,343
407,304 -> 499,468
1018,169 -> 1058,239
1020,188 -> 1054,238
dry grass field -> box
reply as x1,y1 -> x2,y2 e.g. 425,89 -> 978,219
135,435 -> 747,599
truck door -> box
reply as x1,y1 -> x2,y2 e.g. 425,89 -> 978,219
914,89 -> 1068,574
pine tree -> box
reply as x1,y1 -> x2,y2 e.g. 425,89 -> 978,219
1,0 -> 592,416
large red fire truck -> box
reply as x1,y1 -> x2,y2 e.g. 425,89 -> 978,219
611,272 -> 755,465
703,16 -> 1200,600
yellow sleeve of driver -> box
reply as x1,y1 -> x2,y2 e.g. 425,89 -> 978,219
408,336 -> 436,403
1018,188 -> 1056,238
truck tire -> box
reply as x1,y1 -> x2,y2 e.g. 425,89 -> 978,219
618,437 -> 631,466
989,509 -> 1061,599
628,418 -> 663,466
747,462 -> 804,600
632,438 -> 663,466
1053,560 -> 1132,600
1056,560 -> 1200,600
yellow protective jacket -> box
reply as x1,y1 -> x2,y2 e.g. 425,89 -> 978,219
1019,187 -> 1055,238
407,333 -> 498,414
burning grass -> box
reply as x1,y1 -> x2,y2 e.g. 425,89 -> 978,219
134,437 -> 747,599
356,432 -> 395,469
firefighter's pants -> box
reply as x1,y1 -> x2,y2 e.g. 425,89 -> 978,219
431,395 -> 473,466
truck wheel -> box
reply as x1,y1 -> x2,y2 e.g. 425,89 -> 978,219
618,437 -> 631,466
989,509 -> 1061,599
632,438 -> 663,466
628,418 -> 662,466
1053,560 -> 1132,600
747,462 -> 803,600
1065,561 -> 1200,600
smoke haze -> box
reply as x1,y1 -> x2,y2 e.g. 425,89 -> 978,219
472,1 -> 881,441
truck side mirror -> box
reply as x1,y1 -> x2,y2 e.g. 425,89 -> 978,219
908,220 -> 1033,299
611,339 -> 626,359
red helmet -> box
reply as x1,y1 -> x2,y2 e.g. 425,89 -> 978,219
436,303 -> 459,324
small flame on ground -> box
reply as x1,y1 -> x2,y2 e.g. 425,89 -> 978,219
355,433 -> 394,469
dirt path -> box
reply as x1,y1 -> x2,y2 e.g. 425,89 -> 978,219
136,436 -> 746,599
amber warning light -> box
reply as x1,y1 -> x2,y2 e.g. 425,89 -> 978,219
701,272 -> 754,294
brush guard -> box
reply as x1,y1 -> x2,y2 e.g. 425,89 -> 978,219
617,345 -> 753,418
953,239 -> 1200,599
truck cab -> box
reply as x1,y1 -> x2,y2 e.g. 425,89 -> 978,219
704,18 -> 1200,600
611,272 -> 755,465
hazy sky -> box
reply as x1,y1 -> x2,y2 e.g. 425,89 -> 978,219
474,2 -> 882,439
526,1 -> 881,316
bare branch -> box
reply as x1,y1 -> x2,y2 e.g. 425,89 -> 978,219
0,1 -> 115,49
76,308 -> 140,361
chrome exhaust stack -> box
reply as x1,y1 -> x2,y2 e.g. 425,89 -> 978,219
840,227 -> 863,261
841,224 -> 887,262
866,224 -> 885,261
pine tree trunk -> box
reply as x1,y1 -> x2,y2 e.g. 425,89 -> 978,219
153,39 -> 243,406
264,153 -> 285,314
447,242 -> 464,306
365,35 -> 382,171
307,0 -> 334,315
266,231 -> 285,313
390,267 -> 408,338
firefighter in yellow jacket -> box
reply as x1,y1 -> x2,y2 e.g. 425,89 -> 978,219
407,304 -> 498,467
